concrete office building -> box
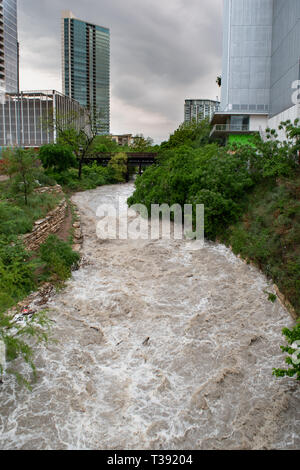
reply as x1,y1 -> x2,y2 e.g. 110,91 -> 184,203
0,0 -> 19,93
211,0 -> 300,143
184,99 -> 220,123
62,11 -> 110,134
111,134 -> 133,147
0,90 -> 85,148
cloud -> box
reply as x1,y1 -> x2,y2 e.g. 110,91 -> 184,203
18,0 -> 223,143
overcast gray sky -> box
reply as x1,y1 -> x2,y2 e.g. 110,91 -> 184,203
18,0 -> 223,143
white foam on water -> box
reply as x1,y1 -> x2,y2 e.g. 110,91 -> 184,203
0,183 -> 299,450
0,340 -> 6,373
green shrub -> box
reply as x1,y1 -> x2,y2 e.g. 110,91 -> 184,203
81,163 -> 113,187
161,119 -> 211,150
39,235 -> 80,281
0,292 -> 14,314
224,173 -> 300,315
0,202 -> 33,235
108,152 -> 128,182
0,192 -> 63,236
92,135 -> 119,153
128,145 -> 254,239
5,148 -> 39,205
273,323 -> 300,380
0,308 -> 53,388
0,237 -> 36,312
46,169 -> 77,187
47,164 -> 115,192
33,169 -> 57,187
187,189 -> 240,239
39,144 -> 77,172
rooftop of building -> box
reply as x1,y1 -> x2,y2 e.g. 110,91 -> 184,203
185,99 -> 220,103
61,10 -> 110,33
5,90 -> 83,106
111,134 -> 133,137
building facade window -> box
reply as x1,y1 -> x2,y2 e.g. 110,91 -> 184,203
62,11 -> 110,135
0,0 -> 18,93
184,99 -> 220,124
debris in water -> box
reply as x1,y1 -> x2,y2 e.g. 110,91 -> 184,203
21,306 -> 35,316
142,337 -> 150,346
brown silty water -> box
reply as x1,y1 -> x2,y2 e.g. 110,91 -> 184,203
0,182 -> 299,450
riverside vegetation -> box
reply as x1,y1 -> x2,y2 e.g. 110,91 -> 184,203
0,118 -> 299,386
128,119 -> 300,380
0,149 -> 80,386
0,128 -> 151,386
0,134 -> 135,386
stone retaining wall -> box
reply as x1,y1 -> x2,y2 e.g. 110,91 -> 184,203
34,185 -> 63,195
22,197 -> 68,252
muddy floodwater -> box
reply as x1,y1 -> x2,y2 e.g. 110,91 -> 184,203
0,183 -> 299,450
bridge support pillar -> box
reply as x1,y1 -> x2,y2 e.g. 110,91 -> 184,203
125,161 -> 130,182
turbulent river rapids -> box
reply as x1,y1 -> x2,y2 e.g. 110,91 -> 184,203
0,182 -> 299,450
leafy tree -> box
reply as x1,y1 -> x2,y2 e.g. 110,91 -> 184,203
278,118 -> 300,164
128,143 -> 254,239
187,189 -> 239,240
6,148 -> 38,205
129,120 -> 300,242
92,135 -> 119,153
39,144 -> 77,173
108,152 -> 128,182
131,134 -> 154,152
0,308 -> 52,389
161,119 -> 211,150
229,122 -> 298,181
93,143 -> 109,154
279,118 -> 300,142
55,109 -> 103,179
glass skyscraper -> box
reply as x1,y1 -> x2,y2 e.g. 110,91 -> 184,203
0,0 -> 18,93
211,0 -> 300,142
62,11 -> 110,134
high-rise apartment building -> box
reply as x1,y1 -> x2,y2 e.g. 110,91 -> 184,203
0,0 -> 18,93
184,99 -> 220,123
211,0 -> 300,143
62,11 -> 110,134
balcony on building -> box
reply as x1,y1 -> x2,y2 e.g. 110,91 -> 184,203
210,111 -> 269,142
